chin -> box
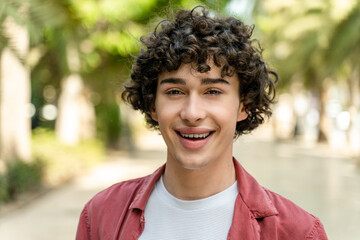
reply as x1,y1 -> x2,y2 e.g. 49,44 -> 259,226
177,157 -> 211,170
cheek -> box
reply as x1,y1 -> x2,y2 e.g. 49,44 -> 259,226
209,105 -> 239,129
209,98 -> 240,120
155,100 -> 180,125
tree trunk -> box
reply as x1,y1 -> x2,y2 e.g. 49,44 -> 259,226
347,68 -> 360,156
55,74 -> 96,145
55,44 -> 95,145
0,17 -> 31,165
316,81 -> 329,143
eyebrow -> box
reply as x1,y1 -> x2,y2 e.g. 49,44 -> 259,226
201,78 -> 230,85
159,77 -> 230,85
159,78 -> 186,85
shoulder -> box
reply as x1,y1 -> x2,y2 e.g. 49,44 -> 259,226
262,188 -> 327,239
82,164 -> 164,218
76,175 -> 155,239
82,175 -> 149,226
87,175 -> 147,210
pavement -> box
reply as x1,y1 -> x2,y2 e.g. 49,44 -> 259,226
0,132 -> 359,240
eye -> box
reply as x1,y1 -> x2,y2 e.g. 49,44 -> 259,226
165,89 -> 183,95
206,89 -> 222,95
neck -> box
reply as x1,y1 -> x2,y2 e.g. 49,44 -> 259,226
163,154 -> 236,200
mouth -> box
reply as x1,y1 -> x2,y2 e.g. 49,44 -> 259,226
175,127 -> 215,149
177,131 -> 214,140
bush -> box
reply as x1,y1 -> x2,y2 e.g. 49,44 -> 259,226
0,174 -> 10,203
0,128 -> 106,205
0,159 -> 44,203
32,128 -> 105,186
5,159 -> 44,199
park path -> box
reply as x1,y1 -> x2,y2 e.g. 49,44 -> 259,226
0,133 -> 359,240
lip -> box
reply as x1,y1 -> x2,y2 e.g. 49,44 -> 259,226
175,127 -> 214,150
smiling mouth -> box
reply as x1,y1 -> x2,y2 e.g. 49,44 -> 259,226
177,131 -> 214,140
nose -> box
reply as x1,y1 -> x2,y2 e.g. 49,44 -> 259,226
180,94 -> 206,124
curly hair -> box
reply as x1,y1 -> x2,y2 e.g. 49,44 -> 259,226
122,6 -> 277,138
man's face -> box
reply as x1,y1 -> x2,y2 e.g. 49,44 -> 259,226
151,62 -> 248,170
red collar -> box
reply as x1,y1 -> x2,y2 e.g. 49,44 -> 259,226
233,157 -> 278,218
129,158 -> 278,219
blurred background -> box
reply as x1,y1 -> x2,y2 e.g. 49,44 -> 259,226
0,0 -> 359,239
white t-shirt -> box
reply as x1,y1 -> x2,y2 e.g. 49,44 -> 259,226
138,176 -> 238,240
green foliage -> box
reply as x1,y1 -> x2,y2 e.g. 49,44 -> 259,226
325,2 -> 360,74
5,159 -> 44,199
96,103 -> 122,145
31,128 -> 105,186
0,128 -> 106,204
255,0 -> 360,90
0,174 -> 10,203
0,159 -> 44,203
255,0 -> 330,90
0,0 -> 67,53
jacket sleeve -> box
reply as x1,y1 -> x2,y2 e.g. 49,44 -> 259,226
306,218 -> 328,240
76,205 -> 91,240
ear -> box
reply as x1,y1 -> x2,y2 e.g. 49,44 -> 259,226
237,103 -> 248,122
150,107 -> 158,122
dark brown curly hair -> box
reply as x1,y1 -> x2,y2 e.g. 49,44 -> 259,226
122,6 -> 277,138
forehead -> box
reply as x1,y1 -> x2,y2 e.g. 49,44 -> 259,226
158,62 -> 238,85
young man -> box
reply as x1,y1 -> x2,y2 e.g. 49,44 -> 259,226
76,6 -> 327,240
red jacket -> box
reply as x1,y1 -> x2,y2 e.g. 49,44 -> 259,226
76,158 -> 327,239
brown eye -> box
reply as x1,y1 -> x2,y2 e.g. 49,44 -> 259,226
166,89 -> 183,95
206,89 -> 222,95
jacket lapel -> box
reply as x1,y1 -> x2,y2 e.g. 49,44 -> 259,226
227,194 -> 261,240
228,158 -> 278,239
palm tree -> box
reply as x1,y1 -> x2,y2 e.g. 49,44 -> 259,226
254,0 -> 360,157
0,16 -> 31,162
325,3 -> 360,155
0,0 -> 66,162
254,0 -> 349,142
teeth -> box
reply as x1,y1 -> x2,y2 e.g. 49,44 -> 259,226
180,132 -> 211,139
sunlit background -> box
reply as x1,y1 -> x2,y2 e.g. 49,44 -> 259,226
0,0 -> 359,239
